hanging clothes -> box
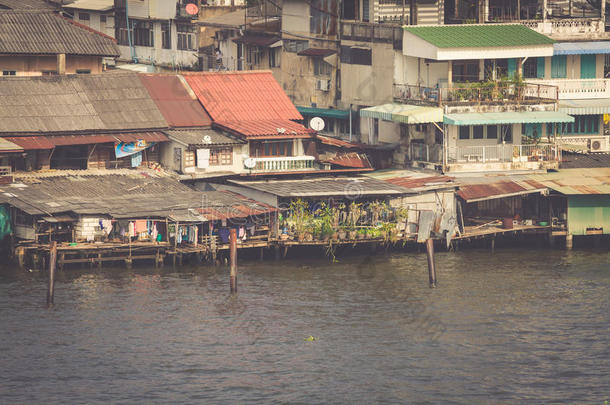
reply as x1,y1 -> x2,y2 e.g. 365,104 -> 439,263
135,220 -> 147,233
151,222 -> 158,241
218,228 -> 230,243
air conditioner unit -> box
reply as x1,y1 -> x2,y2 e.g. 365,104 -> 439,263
316,79 -> 330,91
588,136 -> 610,152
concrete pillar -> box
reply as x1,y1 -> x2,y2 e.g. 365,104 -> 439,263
602,0 -> 606,24
447,60 -> 453,88
57,53 -> 66,75
479,59 -> 485,81
542,0 -> 548,21
516,58 -> 523,79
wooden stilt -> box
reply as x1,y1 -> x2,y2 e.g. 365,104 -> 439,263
47,241 -> 57,306
490,237 -> 495,253
425,238 -> 436,288
97,253 -> 102,270
230,228 -> 237,293
282,246 -> 288,259
274,245 -> 280,261
259,247 -> 264,261
566,233 -> 573,250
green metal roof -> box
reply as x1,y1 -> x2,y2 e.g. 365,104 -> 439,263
296,106 -> 350,119
443,111 -> 574,126
403,24 -> 554,48
360,103 -> 443,124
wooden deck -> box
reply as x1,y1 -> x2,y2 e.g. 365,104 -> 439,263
456,224 -> 550,241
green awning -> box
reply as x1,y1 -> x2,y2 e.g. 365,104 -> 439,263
297,106 -> 350,119
559,99 -> 610,115
360,103 -> 443,124
443,111 -> 575,126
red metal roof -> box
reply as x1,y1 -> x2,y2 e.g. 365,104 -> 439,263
114,132 -> 169,143
215,120 -> 314,139
297,48 -> 337,57
317,134 -> 364,149
47,134 -> 117,146
183,71 -> 303,122
4,136 -> 54,150
323,152 -> 372,168
138,74 -> 212,128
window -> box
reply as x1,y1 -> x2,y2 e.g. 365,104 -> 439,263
459,126 -> 470,140
284,39 -> 308,53
76,69 -> 91,74
115,15 -> 130,45
551,55 -> 567,79
252,141 -> 293,157
133,20 -> 154,47
310,0 -> 338,35
269,47 -> 280,67
473,125 -> 484,139
487,125 -> 498,139
177,23 -> 195,50
502,125 -> 512,142
340,46 -> 372,65
79,12 -> 90,21
209,148 -> 233,165
605,55 -> 610,78
2,70 -> 16,76
453,60 -> 479,82
246,46 -> 261,65
100,15 -> 107,23
556,115 -> 599,135
161,22 -> 171,49
313,59 -> 332,76
42,70 -> 57,75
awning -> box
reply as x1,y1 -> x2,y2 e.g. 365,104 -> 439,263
297,106 -> 350,119
360,104 -> 443,124
559,99 -> 610,115
233,35 -> 280,47
114,132 -> 169,143
554,41 -> 610,55
443,111 -> 575,126
3,136 -> 54,150
297,48 -> 337,57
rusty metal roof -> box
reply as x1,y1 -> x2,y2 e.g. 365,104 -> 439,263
3,136 -> 54,150
365,169 -> 455,193
527,168 -> 610,195
197,191 -> 277,220
214,120 -> 314,139
46,134 -> 117,146
138,74 -> 212,128
316,134 -> 364,149
322,152 -> 372,169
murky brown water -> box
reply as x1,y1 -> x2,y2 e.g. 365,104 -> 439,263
1,248 -> 608,404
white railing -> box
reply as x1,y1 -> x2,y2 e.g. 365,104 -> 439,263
522,18 -> 605,38
527,78 -> 610,99
250,156 -> 316,172
446,144 -> 560,164
0,166 -> 11,176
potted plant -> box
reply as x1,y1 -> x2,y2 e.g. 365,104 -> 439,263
347,227 -> 357,240
338,228 -> 347,240
289,198 -> 312,242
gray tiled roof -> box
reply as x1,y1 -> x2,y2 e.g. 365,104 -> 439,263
0,10 -> 119,56
166,128 -> 246,147
560,152 -> 610,169
0,73 -> 167,133
0,0 -> 56,10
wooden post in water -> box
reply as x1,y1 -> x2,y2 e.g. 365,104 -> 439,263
47,241 -> 57,306
425,238 -> 436,288
229,228 -> 237,293
490,237 -> 495,253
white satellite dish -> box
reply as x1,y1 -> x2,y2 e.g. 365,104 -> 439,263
244,157 -> 256,169
309,117 -> 325,131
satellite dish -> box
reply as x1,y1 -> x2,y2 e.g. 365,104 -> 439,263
244,157 -> 256,169
309,117 -> 325,132
203,135 -> 212,144
185,3 -> 199,15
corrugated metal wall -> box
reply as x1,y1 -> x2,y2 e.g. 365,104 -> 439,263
568,195 -> 610,235
373,0 -> 441,24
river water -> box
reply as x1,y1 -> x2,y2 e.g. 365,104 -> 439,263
1,248 -> 608,404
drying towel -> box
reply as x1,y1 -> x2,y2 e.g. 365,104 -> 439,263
135,220 -> 147,233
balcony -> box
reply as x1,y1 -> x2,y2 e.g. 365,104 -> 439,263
526,78 -> 610,100
340,21 -> 403,49
521,18 -> 607,40
249,156 -> 317,173
409,144 -> 560,172
393,82 -> 558,109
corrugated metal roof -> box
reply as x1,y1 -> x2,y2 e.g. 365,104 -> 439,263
215,119 -> 314,139
561,151 -> 610,169
403,24 -> 554,48
0,10 -> 119,56
233,34 -> 280,47
527,168 -> 610,195
0,0 -> 56,10
229,176 -> 412,197
554,41 -> 610,55
444,111 -> 574,126
559,99 -> 610,115
166,128 -> 245,146
4,136 -> 54,150
297,106 -> 349,119
0,73 -> 167,134
316,134 -> 364,149
183,71 -> 303,122
197,191 -> 277,220
365,169 -> 455,192
0,137 -> 23,152
62,0 -> 113,11
114,132 -> 169,143
457,180 -> 547,202
138,74 -> 212,128
322,153 -> 372,169
46,134 -> 117,146
361,104 -> 443,124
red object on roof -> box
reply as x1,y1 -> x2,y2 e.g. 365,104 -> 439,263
46,134 -> 117,146
139,74 -> 212,128
215,120 -> 314,139
297,48 -> 336,57
183,71 -> 303,122
114,132 -> 169,143
4,136 -> 55,150
323,152 -> 372,169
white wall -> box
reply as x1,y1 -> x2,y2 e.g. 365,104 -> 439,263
127,0 -> 177,19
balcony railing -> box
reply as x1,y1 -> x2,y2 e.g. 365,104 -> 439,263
522,18 -> 605,38
409,144 -> 443,163
446,144 -> 560,164
393,82 -> 558,106
526,78 -> 610,99
340,21 -> 403,49
250,156 -> 316,172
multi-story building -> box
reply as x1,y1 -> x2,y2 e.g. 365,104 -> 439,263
58,0 -> 115,38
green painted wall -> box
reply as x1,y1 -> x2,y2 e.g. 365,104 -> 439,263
568,195 -> 610,235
